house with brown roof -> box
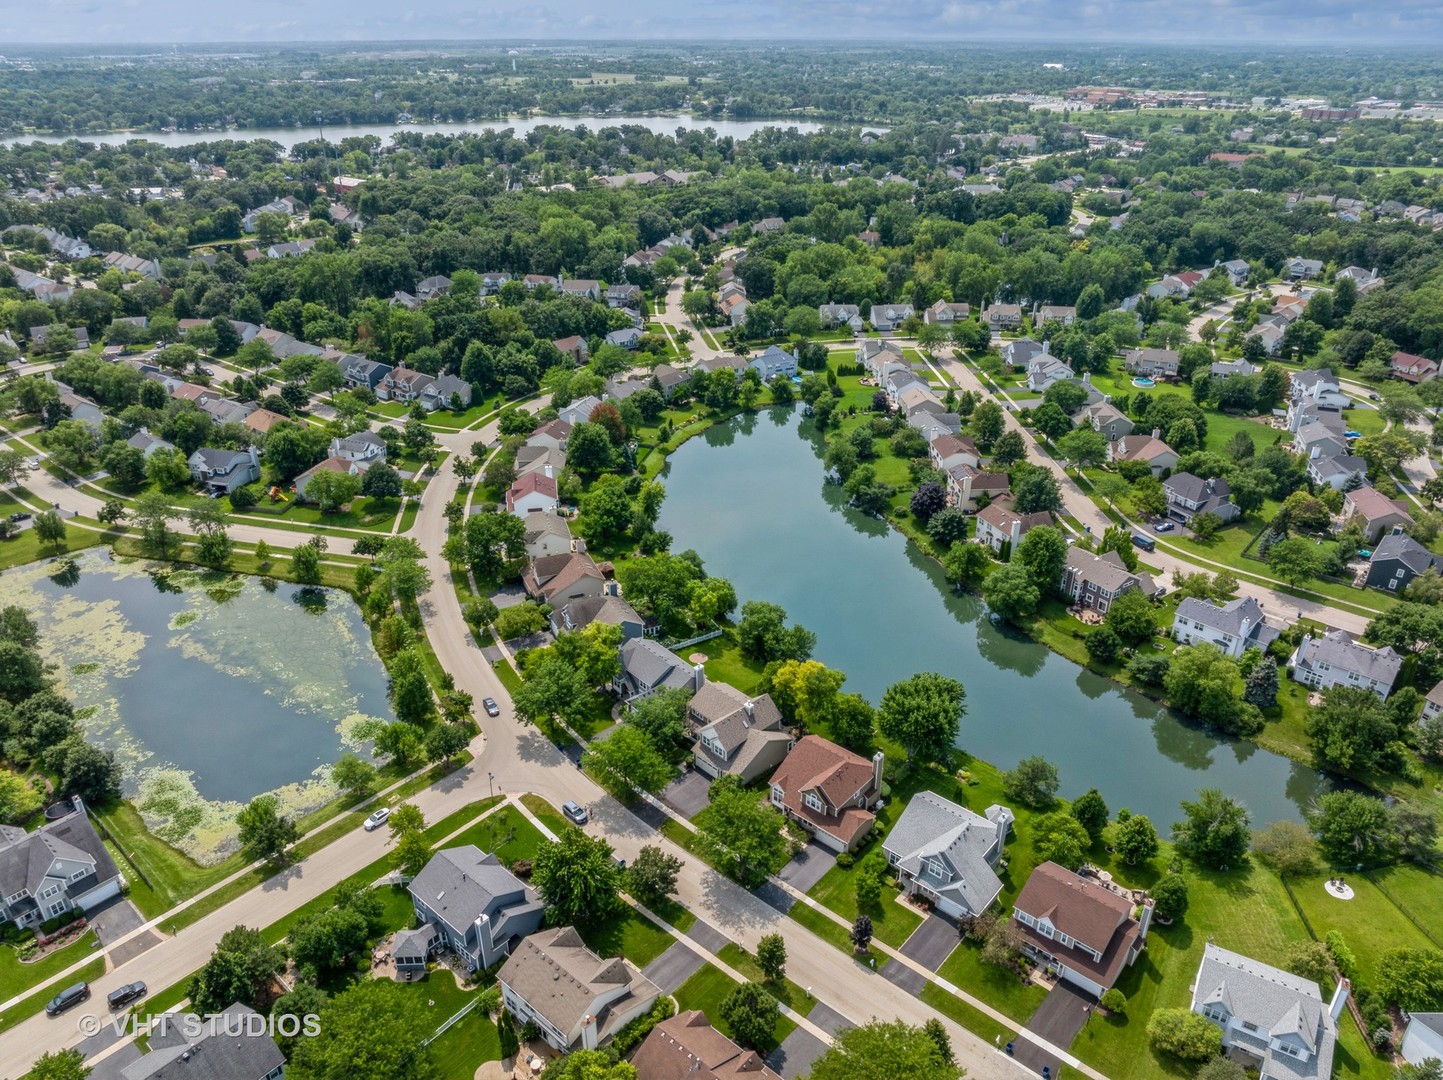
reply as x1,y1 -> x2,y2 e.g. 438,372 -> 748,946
376,366 -> 436,404
1011,861 -> 1153,998
930,434 -> 981,473
924,300 -> 971,326
527,419 -> 573,453
550,594 -> 645,641
553,336 -> 590,365
1391,351 -> 1439,385
522,511 -> 574,560
242,408 -> 288,435
1124,347 -> 1181,380
946,464 -> 1010,511
1107,430 -> 1178,476
975,499 -> 1052,554
687,683 -> 792,785
1341,485 -> 1414,543
523,552 -> 605,607
1074,400 -> 1134,442
768,736 -> 883,853
632,1010 -> 782,1080
986,303 -> 1024,329
1060,547 -> 1156,615
506,471 -> 559,517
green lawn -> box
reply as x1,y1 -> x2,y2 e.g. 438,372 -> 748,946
1362,865 -> 1443,950
806,856 -> 923,950
934,940 -> 1047,1024
0,929 -> 100,1006
693,631 -> 769,694
577,909 -> 674,968
715,942 -> 816,1017
918,982 -> 1015,1046
446,804 -> 548,866
519,794 -> 576,840
430,1008 -> 502,1079
1287,871 -> 1438,979
1,956 -> 105,1028
673,963 -> 796,1053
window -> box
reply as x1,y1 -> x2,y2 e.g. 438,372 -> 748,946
1242,1021 -> 1259,1033
1275,1043 -> 1301,1058
1203,1005 -> 1228,1023
804,792 -> 824,814
69,869 -> 88,882
927,859 -> 946,880
40,885 -> 59,900
770,786 -> 783,805
1037,921 -> 1054,939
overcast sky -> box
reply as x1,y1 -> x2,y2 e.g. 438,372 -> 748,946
6,0 -> 1439,45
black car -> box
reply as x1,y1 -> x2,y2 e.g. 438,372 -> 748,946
107,981 -> 147,1009
482,697 -> 500,717
9,512 -> 31,522
45,982 -> 90,1016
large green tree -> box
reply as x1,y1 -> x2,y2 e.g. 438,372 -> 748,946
290,979 -> 439,1080
807,1018 -> 961,1080
532,828 -> 624,926
877,672 -> 966,767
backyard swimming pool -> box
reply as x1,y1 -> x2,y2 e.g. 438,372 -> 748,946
1132,377 -> 1156,388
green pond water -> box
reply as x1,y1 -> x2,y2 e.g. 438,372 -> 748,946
1,550 -> 393,863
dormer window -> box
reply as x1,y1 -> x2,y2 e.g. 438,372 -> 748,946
926,859 -> 946,880
804,792 -> 824,814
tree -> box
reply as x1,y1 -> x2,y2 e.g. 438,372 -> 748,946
388,649 -> 434,726
757,933 -> 787,983
910,481 -> 946,522
693,774 -> 791,887
1306,686 -> 1400,774
736,601 -> 815,663
1070,788 -> 1110,842
329,753 -> 375,799
424,721 -> 471,767
33,511 -> 66,553
1165,645 -> 1256,736
1151,872 -> 1189,921
291,539 -> 323,585
1099,989 -> 1127,1017
877,672 -> 966,767
942,541 -> 988,589
1002,755 -> 1060,808
1174,788 -> 1251,869
532,828 -> 624,926
540,1054 -> 636,1080
851,914 -> 874,952
1309,790 -> 1394,865
1056,428 -> 1107,467
626,845 -> 682,907
982,561 -> 1040,622
927,507 -> 971,547
29,1049 -> 91,1080
188,502 -> 232,569
189,926 -> 285,1014
625,688 -> 690,749
971,399 -> 1005,445
991,429 -> 1028,467
290,979 -> 439,1080
0,769 -> 43,824
1034,811 -> 1091,869
1104,590 -> 1157,646
290,905 -> 370,976
807,1018 -> 961,1080
1147,1008 -> 1223,1062
720,982 -> 779,1051
146,446 -> 192,490
1267,536 -> 1326,589
582,725 -> 674,801
567,422 -> 615,475
1015,525 -> 1067,592
303,469 -> 363,513
361,462 -> 402,500
1243,656 -> 1279,710
1375,947 -> 1443,1011
1252,821 -> 1319,877
236,793 -> 299,865
1012,465 -> 1063,514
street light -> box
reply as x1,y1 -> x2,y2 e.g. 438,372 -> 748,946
488,772 -> 494,798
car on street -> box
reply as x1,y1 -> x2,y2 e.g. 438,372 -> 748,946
482,697 -> 500,717
45,982 -> 90,1016
1153,520 -> 1175,533
27,458 -> 40,470
562,801 -> 589,825
107,982 -> 147,1009
363,807 -> 391,831
9,512 -> 31,522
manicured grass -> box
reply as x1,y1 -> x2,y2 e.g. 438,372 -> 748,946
1363,865 -> 1443,950
693,631 -> 768,694
447,804 -> 548,867
645,896 -> 697,933
1,956 -> 105,1027
431,1008 -> 502,1079
934,940 -> 1047,1024
673,963 -> 796,1053
519,794 -> 574,840
0,929 -> 100,1006
806,859 -> 923,949
918,982 -> 1015,1045
578,909 -> 674,968
788,901 -> 865,958
715,942 -> 816,1017
1287,871 -> 1438,978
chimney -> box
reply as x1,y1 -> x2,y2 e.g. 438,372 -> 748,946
1082,372 -> 1092,384
1151,428 -> 1161,440
1137,895 -> 1155,939
1329,979 -> 1351,1023
544,464 -> 554,479
1391,525 -> 1404,536
743,700 -> 754,722
693,663 -> 706,693
871,751 -> 885,799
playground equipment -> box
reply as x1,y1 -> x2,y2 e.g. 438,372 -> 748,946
268,486 -> 289,503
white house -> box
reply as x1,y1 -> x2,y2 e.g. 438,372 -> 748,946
505,471 -> 560,517
329,431 -> 387,466
1401,1013 -> 1443,1067
1288,629 -> 1403,701
1171,596 -> 1279,658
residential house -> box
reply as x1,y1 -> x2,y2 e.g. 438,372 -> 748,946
559,278 -> 602,302
197,396 -> 254,426
479,272 -> 511,295
1147,272 -> 1205,299
1219,258 -> 1251,285
857,229 -> 881,248
376,366 -> 435,404
187,447 -> 259,494
769,736 -> 883,853
1125,347 -> 1181,380
986,303 -> 1024,329
819,303 -> 864,333
553,336 -> 590,365
423,374 -> 473,412
1107,431 -> 1178,477
119,1003 -> 285,1080
632,1010 -> 782,1080
975,498 -> 1052,554
946,464 -> 1010,511
605,326 -> 643,350
1002,338 -> 1047,370
1336,266 -> 1383,294
1284,257 -> 1325,281
1424,680 -> 1443,723
906,410 -> 964,443
1211,359 -> 1260,379
1365,530 -> 1441,593
1164,473 -> 1240,525
1307,454 -> 1366,491
750,345 -> 798,381
523,552 -> 605,607
1074,400 -> 1135,442
126,430 -> 174,459
613,638 -> 701,703
101,250 -> 162,281
329,431 -> 387,466
884,791 -> 1012,919
498,926 -> 662,1053
522,512 -> 574,561
1191,943 -> 1345,1080
1289,629 -> 1402,700
857,338 -> 905,379
929,434 -> 981,473
924,300 -> 971,326
404,846 -> 544,973
1402,1013 -> 1443,1068
242,197 -> 301,232
293,456 -> 364,500
1011,861 -> 1153,998
28,324 -> 90,352
1290,371 -> 1350,415
1293,419 -> 1350,463
55,389 -> 103,431
1391,351 -> 1439,385
650,364 -> 688,399
687,682 -> 792,784
1171,596 -> 1279,658
1248,323 -> 1286,356
265,239 -> 316,259
516,445 -> 567,481
527,419 -> 573,452
1033,304 -> 1077,326
0,798 -> 122,929
1026,353 -> 1074,392
1060,547 -> 1156,615
390,290 -> 421,310
697,355 -> 749,380
339,355 -> 392,390
550,594 -> 645,641
898,386 -> 945,419
604,283 -> 641,308
1342,485 -> 1414,542
522,274 -> 559,290
558,395 -> 603,427
506,471 -> 560,517
869,303 -> 915,332
719,294 -> 751,328
754,216 -> 786,233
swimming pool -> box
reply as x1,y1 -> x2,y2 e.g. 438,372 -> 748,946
1132,377 -> 1156,388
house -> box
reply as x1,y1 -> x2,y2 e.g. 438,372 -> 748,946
102,251 -> 162,281
1248,323 -> 1286,357
1033,304 -> 1077,326
329,431 -> 387,466
613,638 -> 701,703
930,434 -> 981,473
405,846 -> 544,973
241,408 -> 288,436
187,447 -> 259,494
1107,431 -> 1178,476
506,472 -> 560,517
631,1010 -> 782,1080
198,396 -> 254,427
869,303 -> 915,332
1342,485 -> 1414,542
819,303 -> 864,333
550,594 -> 645,641
1164,473 -> 1240,525
0,798 -> 122,929
376,367 -> 435,404
424,373 -> 473,412
126,430 -> 174,459
29,324 -> 90,352
769,736 -> 883,853
1124,347 -> 1181,380
522,274 -> 559,290
558,278 -> 602,302
1026,353 -> 1074,392
857,229 -> 881,248
1002,338 -> 1047,370
1391,351 -> 1439,385
884,791 -> 1011,919
254,327 -> 323,359
293,456 -> 363,500
754,216 -> 786,233
975,498 -> 1052,554
986,303 -> 1024,329
750,345 -> 798,381
55,389 -> 103,431
265,239 -> 316,259
1011,862 -> 1153,998
1147,273 -> 1203,299
340,355 -> 392,391
1171,596 -> 1279,658
1060,547 -> 1156,615
522,512 -> 574,560
907,410 -> 963,443
687,682 -> 792,784
605,327 -> 642,350
605,283 -> 642,308
1219,258 -> 1251,285
523,552 -> 605,608
1211,359 -> 1260,379
1284,257 -> 1325,281
1307,454 -> 1366,491
527,419 -> 573,452
857,338 -> 904,378
1074,400 -> 1134,442
553,336 -> 590,365
119,1002 -> 285,1080
898,386 -> 945,418
558,395 -> 603,427
1293,419 -> 1350,463
1289,630 -> 1402,700
924,300 -> 971,326
650,364 -> 688,399
480,272 -> 511,295
1335,266 -> 1382,294
1191,943 -> 1345,1080
498,926 -> 662,1053
946,464 -> 1010,511
516,446 -> 567,481
1401,1013 -> 1443,1067
1365,530 -> 1441,593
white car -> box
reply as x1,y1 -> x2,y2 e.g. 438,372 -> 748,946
27,458 -> 40,470
363,807 -> 391,831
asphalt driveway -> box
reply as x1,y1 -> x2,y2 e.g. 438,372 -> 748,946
1016,980 -> 1094,1076
660,770 -> 712,820
775,843 -> 836,894
898,914 -> 959,972
643,941 -> 705,994
88,898 -> 159,967
766,1027 -> 829,1079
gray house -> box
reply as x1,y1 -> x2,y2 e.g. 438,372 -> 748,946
120,1003 -> 285,1080
1171,596 -> 1279,659
1365,531 -> 1441,594
1164,473 -> 1240,525
405,845 -> 545,973
0,798 -> 122,929
869,303 -> 915,332
883,792 -> 1011,920
613,639 -> 701,703
1289,630 -> 1402,701
187,447 -> 260,494
340,355 -> 393,390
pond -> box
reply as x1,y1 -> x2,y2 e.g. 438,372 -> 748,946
1,551 -> 393,863
657,408 -> 1326,826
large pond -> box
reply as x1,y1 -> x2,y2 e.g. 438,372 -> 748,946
7,115 -> 844,152
1,551 -> 392,863
657,408 -> 1326,826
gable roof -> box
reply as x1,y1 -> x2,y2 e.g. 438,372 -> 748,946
1013,861 -> 1140,987
770,735 -> 877,846
498,926 -> 660,1042
524,552 -> 603,603
632,1010 -> 782,1080
0,805 -> 116,902
1296,630 -> 1403,685
409,845 -> 536,931
1175,596 -> 1279,649
619,638 -> 694,693
1345,485 -> 1413,525
121,1003 -> 286,1080
883,792 -> 1008,915
1370,532 -> 1440,576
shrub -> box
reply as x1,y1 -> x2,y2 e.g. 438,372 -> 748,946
1100,989 -> 1126,1015
1147,1008 -> 1222,1062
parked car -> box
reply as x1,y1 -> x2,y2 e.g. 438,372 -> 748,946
482,697 -> 500,718
9,512 -> 31,522
1131,533 -> 1157,553
107,982 -> 147,1009
45,982 -> 90,1016
1152,520 -> 1175,533
562,801 -> 589,825
363,807 -> 391,831
27,458 -> 41,470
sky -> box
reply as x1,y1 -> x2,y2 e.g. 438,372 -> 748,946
5,0 -> 1442,44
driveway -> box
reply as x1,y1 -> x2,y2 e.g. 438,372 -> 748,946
643,941 -> 705,994
1015,981 -> 1094,1077
87,898 -> 159,967
898,914 -> 959,972
660,770 -> 712,820
774,844 -> 836,894
879,958 -> 927,996
766,1027 -> 830,1080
